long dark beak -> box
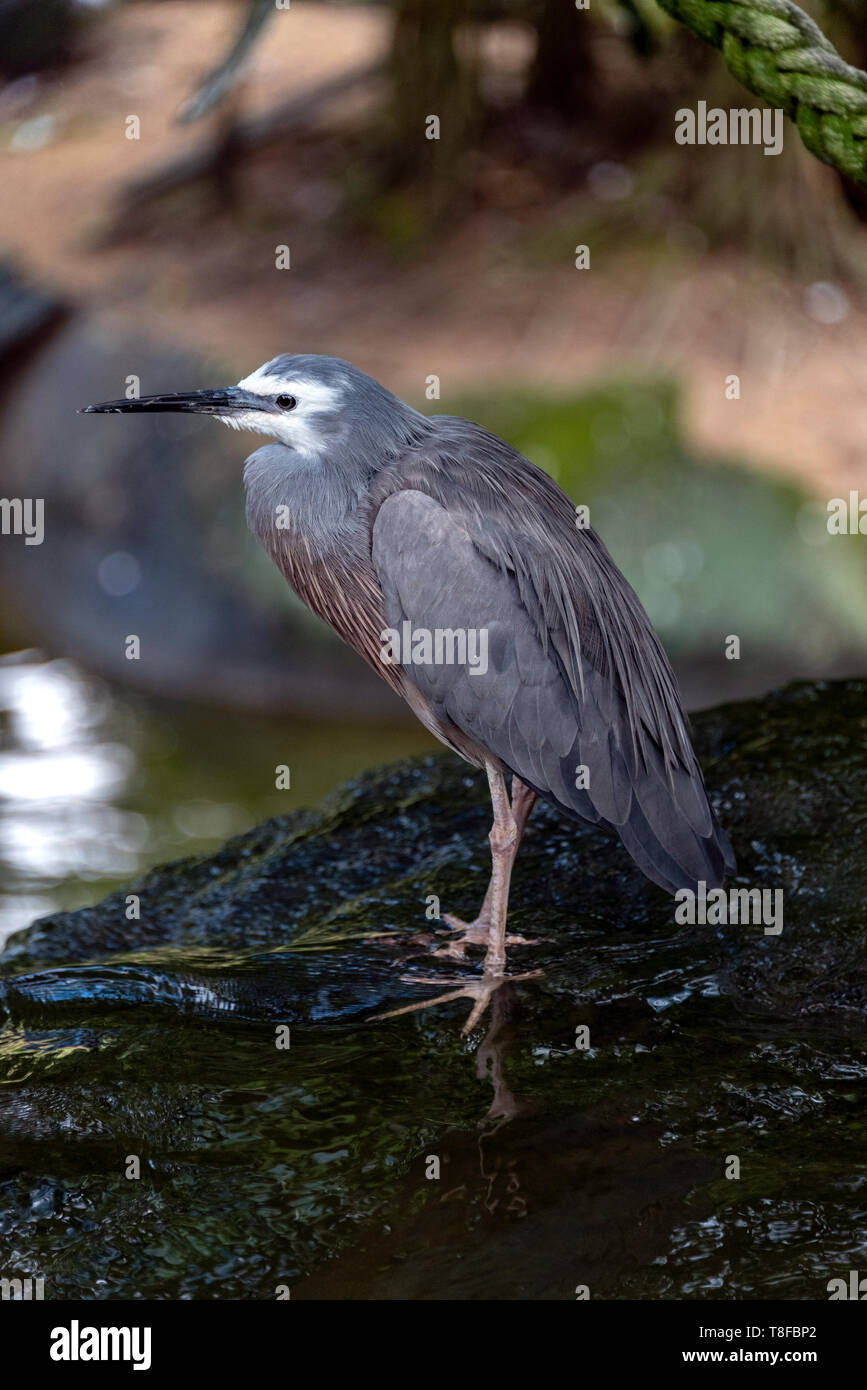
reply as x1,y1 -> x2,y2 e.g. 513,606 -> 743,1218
80,387 -> 267,416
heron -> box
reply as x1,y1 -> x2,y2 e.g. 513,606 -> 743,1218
83,354 -> 735,1029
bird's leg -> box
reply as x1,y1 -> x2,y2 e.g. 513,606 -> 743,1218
444,776 -> 536,930
437,770 -> 538,960
511,776 -> 538,838
482,765 -> 521,972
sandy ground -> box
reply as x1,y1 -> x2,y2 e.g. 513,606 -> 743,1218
2,1 -> 867,495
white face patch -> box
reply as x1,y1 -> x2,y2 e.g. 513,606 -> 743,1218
220,364 -> 346,457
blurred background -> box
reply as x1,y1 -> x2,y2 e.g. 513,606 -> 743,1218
1,0 -> 866,944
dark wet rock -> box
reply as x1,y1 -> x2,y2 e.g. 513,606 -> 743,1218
0,680 -> 865,1299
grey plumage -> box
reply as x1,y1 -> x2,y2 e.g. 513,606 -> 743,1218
84,353 -> 735,962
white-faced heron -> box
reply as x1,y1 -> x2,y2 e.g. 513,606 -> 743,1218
84,355 -> 735,1027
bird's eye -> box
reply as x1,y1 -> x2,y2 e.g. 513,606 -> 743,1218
275,394 -> 297,410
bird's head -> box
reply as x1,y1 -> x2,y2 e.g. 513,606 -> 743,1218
82,354 -> 425,462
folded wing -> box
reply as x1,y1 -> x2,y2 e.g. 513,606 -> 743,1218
370,456 -> 734,896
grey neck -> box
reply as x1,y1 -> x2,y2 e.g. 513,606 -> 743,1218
242,445 -> 368,560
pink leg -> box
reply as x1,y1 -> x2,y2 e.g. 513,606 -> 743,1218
438,770 -> 537,962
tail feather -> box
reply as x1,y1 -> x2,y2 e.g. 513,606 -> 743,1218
617,791 -> 735,895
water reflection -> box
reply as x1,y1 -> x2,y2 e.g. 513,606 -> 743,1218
0,652 -> 145,942
0,648 -> 432,946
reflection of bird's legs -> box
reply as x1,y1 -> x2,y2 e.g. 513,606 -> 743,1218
477,983 -> 524,1125
438,768 -> 538,964
371,968 -> 543,1036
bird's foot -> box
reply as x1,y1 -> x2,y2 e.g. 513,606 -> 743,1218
434,912 -> 540,960
371,969 -> 543,1035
